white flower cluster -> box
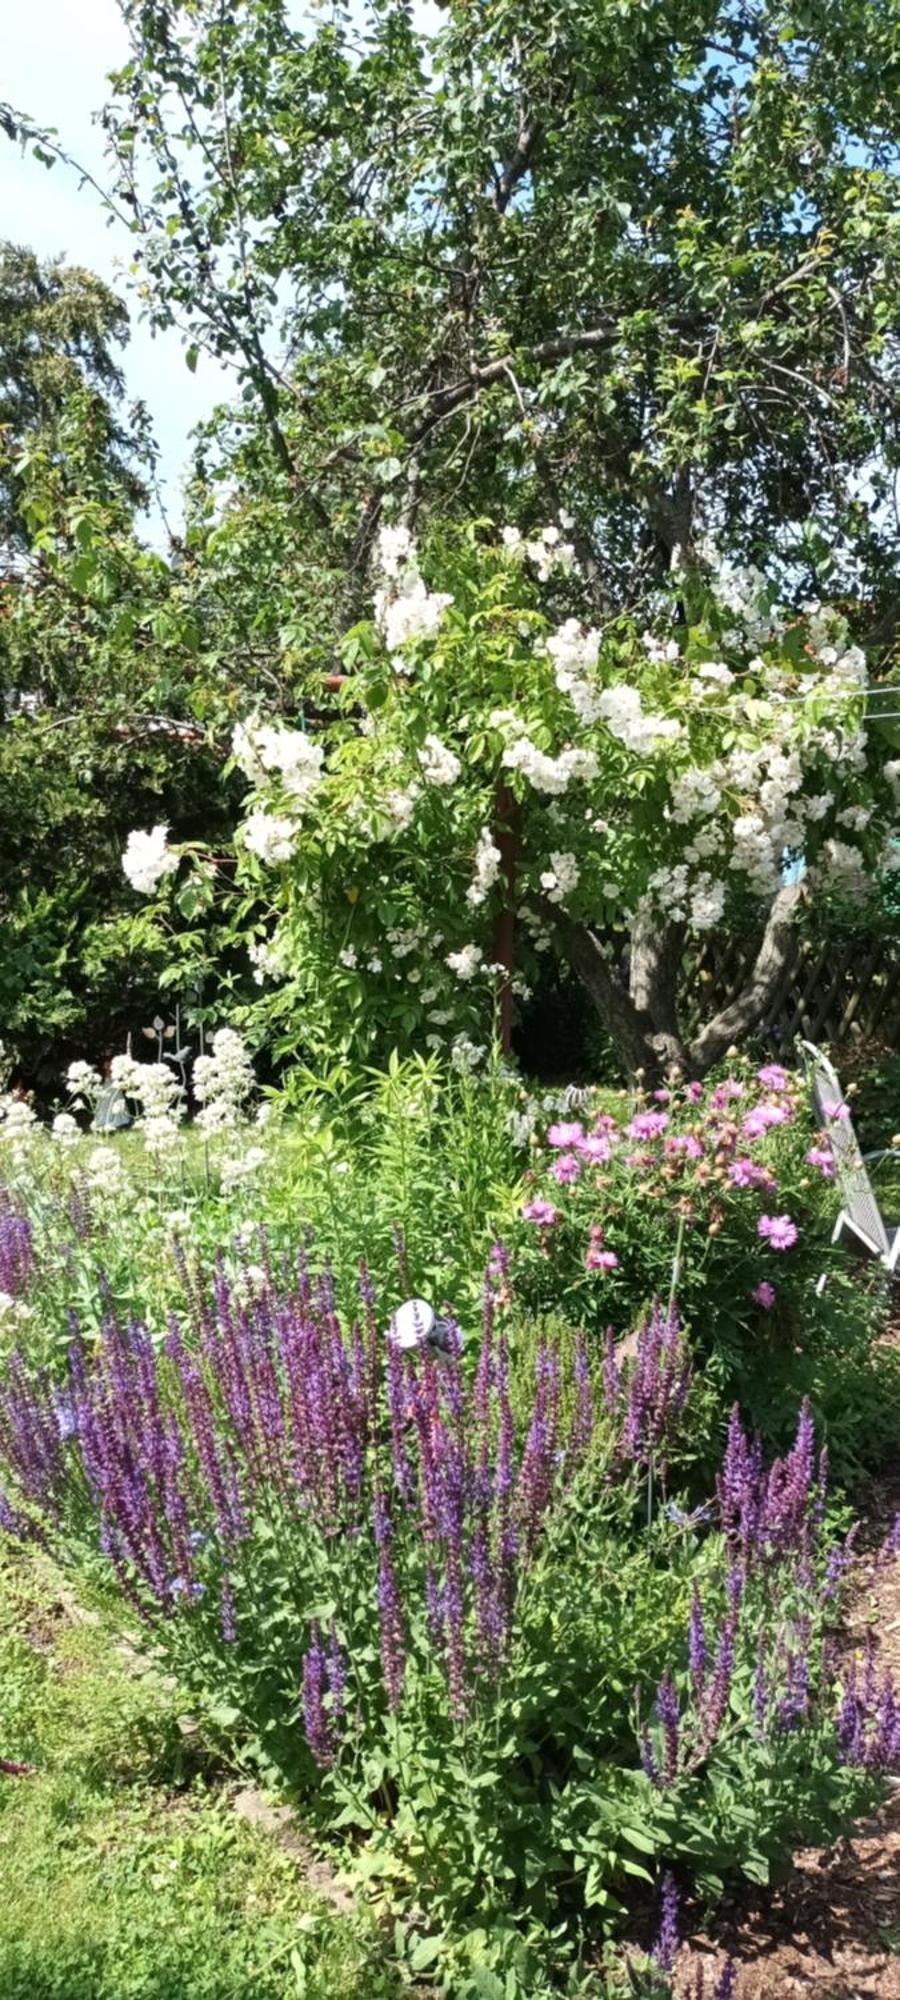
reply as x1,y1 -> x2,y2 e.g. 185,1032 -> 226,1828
110,1055 -> 184,1159
122,824 -> 179,896
446,943 -> 483,982
0,1097 -> 37,1155
193,1029 -> 256,1136
668,765 -> 723,824
66,1060 -> 102,1105
545,620 -> 602,724
242,809 -> 299,865
689,659 -> 734,696
0,1291 -> 33,1334
502,521 -> 576,581
51,1112 -> 81,1146
540,850 -> 580,905
645,866 -> 725,932
501,732 -> 599,795
450,1034 -> 488,1073
232,719 -> 324,805
373,526 -> 453,669
233,718 -> 325,868
466,826 -> 503,906
596,684 -> 682,756
249,933 -> 289,985
417,734 -> 461,787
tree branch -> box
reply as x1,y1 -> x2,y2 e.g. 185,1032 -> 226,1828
688,884 -> 804,1073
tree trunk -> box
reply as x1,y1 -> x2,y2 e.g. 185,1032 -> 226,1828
546,885 -> 805,1081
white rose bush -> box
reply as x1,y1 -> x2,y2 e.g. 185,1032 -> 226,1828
143,524 -> 900,1078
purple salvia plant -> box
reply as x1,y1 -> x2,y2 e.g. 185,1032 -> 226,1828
689,1587 -> 707,1698
654,1869 -> 679,1973
0,1202 -> 34,1296
655,1671 -> 681,1785
373,1492 -> 405,1712
302,1621 -> 335,1767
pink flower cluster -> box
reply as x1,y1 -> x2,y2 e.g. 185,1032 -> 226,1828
522,1062 -> 807,1286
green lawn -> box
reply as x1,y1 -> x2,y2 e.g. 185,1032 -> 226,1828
0,1552 -> 401,2000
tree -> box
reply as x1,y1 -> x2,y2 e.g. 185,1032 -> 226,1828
5,2 -> 900,1075
0,242 -> 145,547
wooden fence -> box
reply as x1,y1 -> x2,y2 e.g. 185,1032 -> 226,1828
680,932 -> 900,1051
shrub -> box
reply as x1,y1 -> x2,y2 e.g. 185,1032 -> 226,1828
0,1244 -> 896,1996
509,1055 -> 897,1474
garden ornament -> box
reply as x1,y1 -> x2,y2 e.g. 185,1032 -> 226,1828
387,1297 -> 461,1355
801,1041 -> 900,1280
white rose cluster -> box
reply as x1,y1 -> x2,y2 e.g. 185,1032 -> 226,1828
501,521 -> 576,581
501,732 -> 599,795
373,525 -> 453,669
545,620 -> 603,724
232,719 -> 324,805
122,824 -> 178,896
466,826 -> 503,906
540,850 -> 580,906
596,684 -> 682,756
417,734 -> 461,787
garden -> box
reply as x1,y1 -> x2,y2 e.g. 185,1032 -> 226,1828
2,2 -> 900,1995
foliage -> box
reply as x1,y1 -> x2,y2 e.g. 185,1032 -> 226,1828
0,241 -> 145,546
12,0 -> 900,616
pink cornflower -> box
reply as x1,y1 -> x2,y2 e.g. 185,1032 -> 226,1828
752,1281 -> 776,1309
521,1197 -> 560,1227
576,1133 -> 612,1163
627,1111 -> 669,1140
710,1079 -> 745,1110
686,1081 -> 704,1104
653,1088 -> 671,1103
666,1133 -> 704,1160
758,1213 -> 798,1251
550,1152 -> 582,1185
757,1064 -> 789,1092
586,1244 -> 619,1272
822,1098 -> 851,1122
546,1120 -> 585,1149
805,1146 -> 834,1179
742,1102 -> 789,1138
729,1156 -> 769,1189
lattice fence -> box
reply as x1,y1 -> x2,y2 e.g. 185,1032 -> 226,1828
680,932 -> 900,1051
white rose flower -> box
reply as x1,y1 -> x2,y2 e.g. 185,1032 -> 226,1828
122,825 -> 178,895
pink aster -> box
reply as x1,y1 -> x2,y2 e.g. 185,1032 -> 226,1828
752,1281 -> 776,1309
546,1120 -> 585,1149
549,1151 -> 582,1185
757,1213 -> 798,1251
521,1196 -> 560,1227
805,1146 -> 834,1179
757,1063 -> 789,1092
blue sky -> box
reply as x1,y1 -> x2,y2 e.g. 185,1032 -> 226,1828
3,0 -> 233,539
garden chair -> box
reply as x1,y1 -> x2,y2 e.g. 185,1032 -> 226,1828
800,1041 -> 900,1276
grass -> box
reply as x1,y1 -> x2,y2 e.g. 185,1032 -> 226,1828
0,1551 -> 402,2000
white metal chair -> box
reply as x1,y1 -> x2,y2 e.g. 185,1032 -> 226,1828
800,1040 -> 900,1277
